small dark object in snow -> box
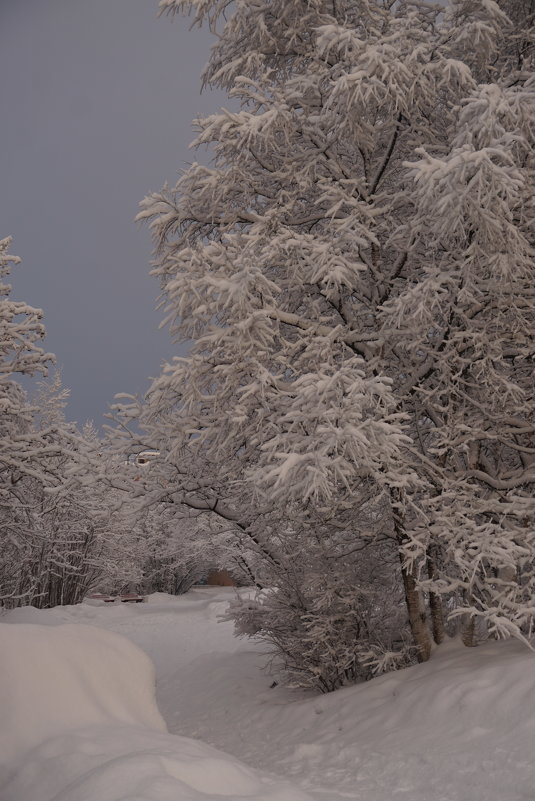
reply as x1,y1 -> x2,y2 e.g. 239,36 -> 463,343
87,593 -> 145,603
119,594 -> 146,603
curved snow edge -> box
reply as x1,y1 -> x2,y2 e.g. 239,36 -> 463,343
0,622 -> 311,801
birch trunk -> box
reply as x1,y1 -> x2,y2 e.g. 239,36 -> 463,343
391,489 -> 432,662
399,555 -> 433,662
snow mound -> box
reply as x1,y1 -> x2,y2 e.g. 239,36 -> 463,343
1,604 -> 56,624
0,622 -> 311,801
0,622 -> 166,768
270,638 -> 535,800
4,726 -> 308,801
146,591 -> 181,604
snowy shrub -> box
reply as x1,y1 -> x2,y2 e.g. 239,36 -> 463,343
230,529 -> 411,692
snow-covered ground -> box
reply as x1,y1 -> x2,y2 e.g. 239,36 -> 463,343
2,588 -> 535,800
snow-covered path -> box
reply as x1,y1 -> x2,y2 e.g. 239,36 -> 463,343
3,588 -> 535,801
8,589 -> 342,799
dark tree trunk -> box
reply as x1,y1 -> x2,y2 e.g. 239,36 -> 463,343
391,488 -> 432,662
462,617 -> 476,647
427,549 -> 445,645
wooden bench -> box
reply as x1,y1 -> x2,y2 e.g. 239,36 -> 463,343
87,593 -> 145,603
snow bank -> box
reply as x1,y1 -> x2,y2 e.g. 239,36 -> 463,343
0,622 -> 311,801
269,637 -> 535,800
0,622 -> 166,767
3,726 -> 309,801
115,592 -> 535,801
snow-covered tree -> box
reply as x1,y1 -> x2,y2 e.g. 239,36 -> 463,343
377,1 -> 535,644
386,95 -> 535,644
0,369 -> 119,608
0,236 -> 55,482
130,500 -> 246,595
0,237 -> 56,606
126,0 -> 534,684
0,241 -> 138,608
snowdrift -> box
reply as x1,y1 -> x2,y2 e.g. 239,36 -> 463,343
0,622 -> 166,768
0,621 -> 310,801
255,637 -> 535,801
4,592 -> 535,801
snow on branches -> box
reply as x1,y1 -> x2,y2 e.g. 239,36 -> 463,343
0,242 -> 134,609
130,0 -> 535,686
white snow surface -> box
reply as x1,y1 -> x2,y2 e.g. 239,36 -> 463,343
0,604 -> 309,801
2,587 -> 535,800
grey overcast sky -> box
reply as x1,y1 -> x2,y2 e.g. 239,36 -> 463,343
1,0 -> 223,427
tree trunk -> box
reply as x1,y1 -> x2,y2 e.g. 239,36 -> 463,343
462,616 -> 476,647
391,488 -> 432,662
399,555 -> 432,662
427,549 -> 445,645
